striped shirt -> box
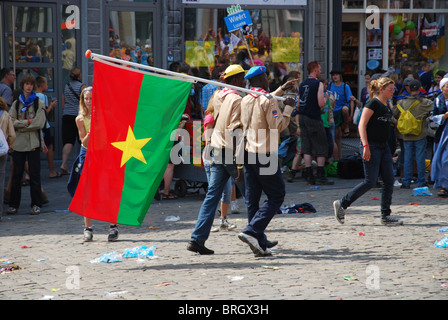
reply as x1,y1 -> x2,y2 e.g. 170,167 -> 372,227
63,80 -> 84,116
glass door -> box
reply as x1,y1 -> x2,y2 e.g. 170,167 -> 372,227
4,2 -> 82,158
341,21 -> 361,98
106,4 -> 160,68
5,3 -> 57,91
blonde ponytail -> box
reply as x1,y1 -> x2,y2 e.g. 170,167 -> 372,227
369,77 -> 395,97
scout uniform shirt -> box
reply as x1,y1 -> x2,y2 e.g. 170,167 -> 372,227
10,98 -> 46,152
210,88 -> 242,150
241,87 -> 293,154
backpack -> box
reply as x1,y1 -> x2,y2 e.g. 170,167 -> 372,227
329,82 -> 350,103
396,100 -> 423,136
337,154 -> 364,179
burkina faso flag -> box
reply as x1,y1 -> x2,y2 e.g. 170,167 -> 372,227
69,59 -> 192,226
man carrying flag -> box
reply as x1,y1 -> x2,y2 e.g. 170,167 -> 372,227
238,66 -> 297,257
187,65 -> 247,255
69,58 -> 193,227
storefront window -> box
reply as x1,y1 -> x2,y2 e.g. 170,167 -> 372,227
9,37 -> 54,64
343,0 -> 364,9
366,1 -> 388,9
346,0 -> 438,9
390,1 -> 411,9
388,13 -> 448,88
437,1 -> 448,9
108,11 -> 154,67
414,0 -> 436,9
8,6 -> 53,33
184,7 -> 304,88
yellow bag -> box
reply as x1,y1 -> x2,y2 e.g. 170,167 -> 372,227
396,101 -> 423,136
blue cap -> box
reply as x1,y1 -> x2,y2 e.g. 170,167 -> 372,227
245,66 -> 266,79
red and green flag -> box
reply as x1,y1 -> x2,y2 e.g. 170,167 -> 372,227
69,60 -> 192,226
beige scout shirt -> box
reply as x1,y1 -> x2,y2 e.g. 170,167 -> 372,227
210,88 -> 242,149
241,87 -> 293,154
10,98 -> 46,152
0,111 -> 16,152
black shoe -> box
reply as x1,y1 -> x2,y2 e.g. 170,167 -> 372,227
187,241 -> 214,255
287,170 -> 296,183
315,167 -> 334,185
400,184 -> 410,189
381,216 -> 403,225
315,177 -> 334,185
266,239 -> 278,248
305,167 -> 315,185
333,200 -> 345,225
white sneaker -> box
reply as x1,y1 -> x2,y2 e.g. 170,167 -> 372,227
255,248 -> 273,257
238,232 -> 263,255
31,205 -> 41,215
220,218 -> 237,231
83,228 -> 93,242
333,200 -> 345,224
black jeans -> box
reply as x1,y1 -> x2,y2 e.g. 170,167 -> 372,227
341,142 -> 394,217
10,149 -> 42,209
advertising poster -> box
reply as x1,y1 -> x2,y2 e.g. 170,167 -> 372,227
185,41 -> 215,67
272,37 -> 300,62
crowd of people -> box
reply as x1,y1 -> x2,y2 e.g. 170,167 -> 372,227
183,59 -> 448,255
0,56 -> 447,256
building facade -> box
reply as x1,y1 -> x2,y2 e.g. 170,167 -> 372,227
3,0 -> 448,158
341,0 -> 448,96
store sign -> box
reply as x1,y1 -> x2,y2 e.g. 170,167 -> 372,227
183,0 -> 306,6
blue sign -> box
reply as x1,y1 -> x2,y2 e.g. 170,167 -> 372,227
224,10 -> 253,32
367,60 -> 381,70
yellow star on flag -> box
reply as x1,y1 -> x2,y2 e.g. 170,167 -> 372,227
111,126 -> 152,167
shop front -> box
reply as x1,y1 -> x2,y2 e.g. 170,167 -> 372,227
181,0 -> 307,89
342,0 -> 448,99
0,0 -> 163,159
1,0 -> 82,157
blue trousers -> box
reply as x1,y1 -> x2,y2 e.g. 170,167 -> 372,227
242,154 -> 285,250
402,138 -> 427,187
191,163 -> 244,245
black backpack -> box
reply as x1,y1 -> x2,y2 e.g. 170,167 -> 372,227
337,154 -> 364,179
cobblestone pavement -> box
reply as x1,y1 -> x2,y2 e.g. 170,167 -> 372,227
1,157 -> 447,302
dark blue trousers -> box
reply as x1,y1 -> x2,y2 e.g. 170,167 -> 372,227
242,154 -> 285,250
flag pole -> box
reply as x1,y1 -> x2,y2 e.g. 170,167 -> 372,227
85,50 -> 286,101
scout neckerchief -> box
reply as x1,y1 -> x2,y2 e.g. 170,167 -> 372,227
18,92 -> 37,118
221,87 -> 239,98
248,87 -> 268,98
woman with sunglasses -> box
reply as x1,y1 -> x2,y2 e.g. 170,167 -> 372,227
333,77 -> 404,226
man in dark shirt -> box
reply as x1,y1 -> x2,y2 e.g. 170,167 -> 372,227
298,61 -> 333,185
